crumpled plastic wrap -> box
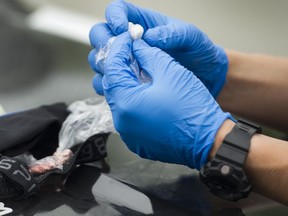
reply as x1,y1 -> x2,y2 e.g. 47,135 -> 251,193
14,97 -> 114,174
95,22 -> 151,83
15,150 -> 73,174
57,97 -> 115,151
14,152 -> 37,167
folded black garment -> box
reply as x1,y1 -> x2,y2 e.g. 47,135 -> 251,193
0,103 -> 109,199
0,103 -> 69,158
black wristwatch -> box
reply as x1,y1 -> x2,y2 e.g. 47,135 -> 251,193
199,119 -> 262,201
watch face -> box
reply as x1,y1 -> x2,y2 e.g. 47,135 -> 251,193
205,175 -> 240,194
199,117 -> 259,202
200,160 -> 252,201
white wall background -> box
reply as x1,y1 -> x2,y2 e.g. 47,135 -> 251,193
22,0 -> 288,56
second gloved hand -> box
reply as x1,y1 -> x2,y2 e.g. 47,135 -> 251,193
101,32 -> 232,170
89,0 -> 228,97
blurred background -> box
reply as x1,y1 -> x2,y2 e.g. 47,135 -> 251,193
1,0 -> 288,113
1,1 -> 288,215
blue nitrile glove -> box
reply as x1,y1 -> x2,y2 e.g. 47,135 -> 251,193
100,32 -> 232,170
89,22 -> 115,95
89,0 -> 228,97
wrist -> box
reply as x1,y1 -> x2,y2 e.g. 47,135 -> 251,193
209,119 -> 235,160
201,119 -> 260,201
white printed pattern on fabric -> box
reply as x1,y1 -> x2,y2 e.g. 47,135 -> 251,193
0,202 -> 13,216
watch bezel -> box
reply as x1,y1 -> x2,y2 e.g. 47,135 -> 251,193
199,119 -> 261,201
200,158 -> 251,201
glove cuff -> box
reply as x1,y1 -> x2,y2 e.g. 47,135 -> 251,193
209,46 -> 229,98
196,112 -> 234,170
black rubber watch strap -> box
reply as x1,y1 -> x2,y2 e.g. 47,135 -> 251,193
216,119 -> 262,166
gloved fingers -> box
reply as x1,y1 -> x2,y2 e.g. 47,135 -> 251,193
92,74 -> 104,95
106,0 -> 168,35
88,49 -> 103,74
144,22 -> 197,51
89,23 -> 115,75
133,39 -> 175,81
89,22 -> 114,49
103,32 -> 139,93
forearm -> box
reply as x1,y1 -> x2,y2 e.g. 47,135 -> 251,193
211,119 -> 288,205
217,50 -> 288,132
246,132 -> 288,205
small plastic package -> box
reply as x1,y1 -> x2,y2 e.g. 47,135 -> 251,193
95,22 -> 151,83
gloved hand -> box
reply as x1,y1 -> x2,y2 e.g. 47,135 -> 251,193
100,32 -> 232,170
89,22 -> 115,95
89,0 -> 228,97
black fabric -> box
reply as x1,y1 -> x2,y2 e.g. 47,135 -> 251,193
0,133 -> 109,199
0,102 -> 110,199
0,103 -> 69,158
0,155 -> 39,198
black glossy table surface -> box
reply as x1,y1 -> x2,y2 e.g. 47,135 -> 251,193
4,134 -> 288,216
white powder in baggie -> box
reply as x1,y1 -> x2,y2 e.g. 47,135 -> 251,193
128,22 -> 144,40
95,22 -> 144,64
95,22 -> 150,83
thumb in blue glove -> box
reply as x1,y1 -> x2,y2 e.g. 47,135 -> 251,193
104,0 -> 228,98
102,32 -> 232,170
